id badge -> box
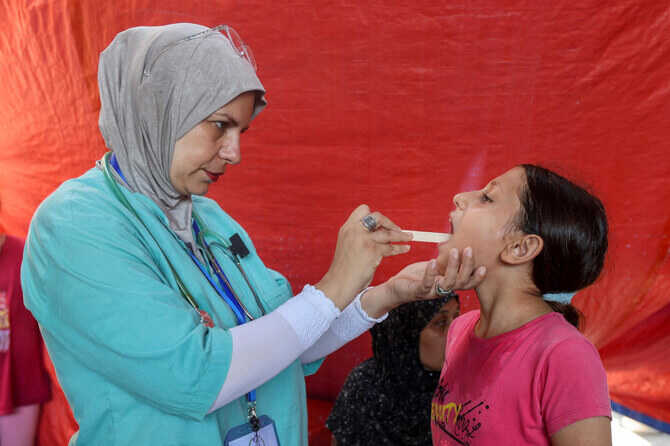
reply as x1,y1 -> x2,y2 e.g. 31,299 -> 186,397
224,415 -> 280,446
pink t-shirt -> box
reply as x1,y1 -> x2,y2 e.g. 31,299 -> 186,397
431,310 -> 610,446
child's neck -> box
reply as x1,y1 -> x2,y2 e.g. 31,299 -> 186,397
474,274 -> 552,339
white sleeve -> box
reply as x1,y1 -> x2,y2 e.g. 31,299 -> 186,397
207,285 -> 340,413
300,288 -> 388,364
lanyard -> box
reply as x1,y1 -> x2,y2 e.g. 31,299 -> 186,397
186,243 -> 246,325
106,153 -> 262,405
110,153 -> 249,323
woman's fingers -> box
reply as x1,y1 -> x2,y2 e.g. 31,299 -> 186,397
463,266 -> 487,289
436,246 -> 487,291
456,247 -> 475,284
318,205 -> 413,309
370,228 -> 413,244
442,248 -> 460,286
352,206 -> 404,234
350,204 -> 372,222
388,260 -> 438,304
417,259 -> 439,297
366,211 -> 403,232
355,208 -> 412,257
379,242 -> 411,258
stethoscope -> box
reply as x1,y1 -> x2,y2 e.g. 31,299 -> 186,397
100,151 -> 267,324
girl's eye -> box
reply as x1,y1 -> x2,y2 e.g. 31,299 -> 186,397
214,121 -> 229,130
481,193 -> 493,203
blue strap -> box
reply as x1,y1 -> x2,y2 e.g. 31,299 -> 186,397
191,220 -> 248,323
189,258 -> 258,403
612,401 -> 670,434
191,221 -> 257,403
109,153 -> 128,183
109,153 -> 256,402
186,251 -> 247,324
542,292 -> 576,304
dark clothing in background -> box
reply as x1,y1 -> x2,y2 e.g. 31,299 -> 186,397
327,297 -> 448,445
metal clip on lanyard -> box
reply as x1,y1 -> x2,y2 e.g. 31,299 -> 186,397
182,242 -> 261,408
182,224 -> 266,416
191,218 -> 267,320
185,244 -> 248,323
188,215 -> 268,425
102,152 -> 264,416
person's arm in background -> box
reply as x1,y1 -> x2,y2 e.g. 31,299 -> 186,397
299,252 -> 485,364
551,417 -> 612,446
210,205 -> 416,411
542,337 -> 612,446
23,196 -> 406,420
360,247 -> 486,319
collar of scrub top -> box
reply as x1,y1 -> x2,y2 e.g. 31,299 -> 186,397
109,152 -> 259,404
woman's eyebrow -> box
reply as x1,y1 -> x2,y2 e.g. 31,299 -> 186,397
213,112 -> 237,124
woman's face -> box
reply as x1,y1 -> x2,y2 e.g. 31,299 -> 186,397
170,91 -> 256,196
438,167 -> 526,269
419,299 -> 460,371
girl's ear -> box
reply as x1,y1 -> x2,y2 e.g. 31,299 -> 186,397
500,234 -> 543,265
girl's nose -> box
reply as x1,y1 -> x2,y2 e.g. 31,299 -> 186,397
453,192 -> 466,210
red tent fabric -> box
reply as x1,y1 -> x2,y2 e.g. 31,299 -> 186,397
1,1 -> 669,444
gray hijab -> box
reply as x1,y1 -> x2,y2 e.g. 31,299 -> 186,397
97,23 -> 266,248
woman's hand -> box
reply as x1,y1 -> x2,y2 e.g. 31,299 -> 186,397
360,247 -> 487,318
433,246 -> 487,297
316,205 -> 412,310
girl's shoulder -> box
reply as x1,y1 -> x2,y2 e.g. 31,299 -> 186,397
536,312 -> 593,349
524,313 -> 603,378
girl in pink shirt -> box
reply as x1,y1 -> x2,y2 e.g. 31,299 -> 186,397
429,165 -> 611,446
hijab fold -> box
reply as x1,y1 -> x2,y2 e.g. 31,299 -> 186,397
97,23 -> 266,248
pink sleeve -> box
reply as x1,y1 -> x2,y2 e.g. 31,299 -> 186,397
540,337 -> 611,435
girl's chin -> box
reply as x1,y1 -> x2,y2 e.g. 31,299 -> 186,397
436,238 -> 483,265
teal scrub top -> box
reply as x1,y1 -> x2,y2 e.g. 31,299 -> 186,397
21,167 -> 322,446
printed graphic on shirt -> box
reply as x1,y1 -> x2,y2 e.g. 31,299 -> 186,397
0,291 -> 9,352
432,382 -> 490,445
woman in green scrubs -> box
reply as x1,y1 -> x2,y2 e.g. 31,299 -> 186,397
21,23 -> 484,446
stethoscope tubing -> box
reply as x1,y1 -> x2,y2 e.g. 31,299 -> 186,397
102,152 -> 265,322
102,152 -> 264,406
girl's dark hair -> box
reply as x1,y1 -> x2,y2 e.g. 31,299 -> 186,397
516,164 -> 608,328
447,290 -> 460,304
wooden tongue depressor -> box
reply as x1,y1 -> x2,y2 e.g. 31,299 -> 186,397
402,230 -> 451,243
